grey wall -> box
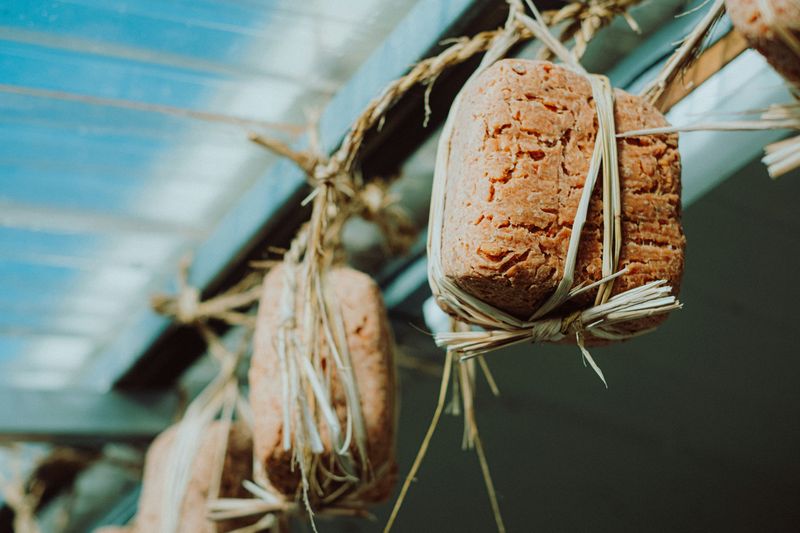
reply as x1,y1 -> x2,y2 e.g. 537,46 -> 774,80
363,158 -> 800,532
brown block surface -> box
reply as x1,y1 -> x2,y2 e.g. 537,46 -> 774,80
134,422 -> 252,533
249,265 -> 397,503
726,0 -> 800,86
441,59 -> 685,332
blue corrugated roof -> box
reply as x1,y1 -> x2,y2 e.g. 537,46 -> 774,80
0,0 -> 419,389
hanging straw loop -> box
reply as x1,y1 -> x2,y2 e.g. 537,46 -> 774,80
426,0 -> 681,372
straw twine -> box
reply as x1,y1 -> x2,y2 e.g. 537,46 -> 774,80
150,260 -> 262,533
158,325 -> 251,533
541,0 -> 644,60
641,0 -> 727,107
151,256 -> 262,328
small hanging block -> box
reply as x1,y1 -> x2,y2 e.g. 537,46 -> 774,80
726,0 -> 800,87
250,265 -> 397,504
439,59 -> 685,340
135,422 -> 253,533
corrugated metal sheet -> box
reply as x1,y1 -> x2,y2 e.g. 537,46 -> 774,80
0,0 -> 420,389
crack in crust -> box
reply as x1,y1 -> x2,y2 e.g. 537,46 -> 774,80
441,59 -> 685,333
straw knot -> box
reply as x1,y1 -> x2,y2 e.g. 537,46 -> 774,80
150,286 -> 201,325
530,317 -> 567,343
560,310 -> 584,335
311,159 -> 338,184
176,285 -> 201,324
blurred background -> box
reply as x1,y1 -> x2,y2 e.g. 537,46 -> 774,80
0,0 -> 798,531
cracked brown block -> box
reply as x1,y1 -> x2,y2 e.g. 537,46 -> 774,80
726,0 -> 800,86
441,59 -> 685,334
249,265 -> 397,504
134,422 -> 252,533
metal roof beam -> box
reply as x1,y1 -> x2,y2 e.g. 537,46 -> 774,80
0,388 -> 177,445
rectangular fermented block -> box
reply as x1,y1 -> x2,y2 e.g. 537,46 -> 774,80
249,265 -> 397,503
440,59 -> 685,333
134,422 -> 252,533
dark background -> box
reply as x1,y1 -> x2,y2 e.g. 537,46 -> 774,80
361,159 -> 800,532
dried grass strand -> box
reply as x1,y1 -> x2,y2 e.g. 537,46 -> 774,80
383,350 -> 454,533
639,0 -> 726,107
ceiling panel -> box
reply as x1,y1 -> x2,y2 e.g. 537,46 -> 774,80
0,0 -> 422,389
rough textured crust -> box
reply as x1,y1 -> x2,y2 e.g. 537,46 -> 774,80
726,0 -> 800,86
441,59 -> 685,333
249,265 -> 397,503
134,422 -> 252,533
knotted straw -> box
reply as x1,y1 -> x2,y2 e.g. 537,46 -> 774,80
203,180 -> 399,532
641,0 -> 728,107
426,1 -> 681,375
541,0 -> 643,60
151,256 -> 263,328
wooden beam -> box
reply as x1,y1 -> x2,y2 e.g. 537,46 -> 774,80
657,29 -> 750,113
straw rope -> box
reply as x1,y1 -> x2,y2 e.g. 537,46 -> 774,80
151,256 -> 263,328
541,0 -> 644,60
